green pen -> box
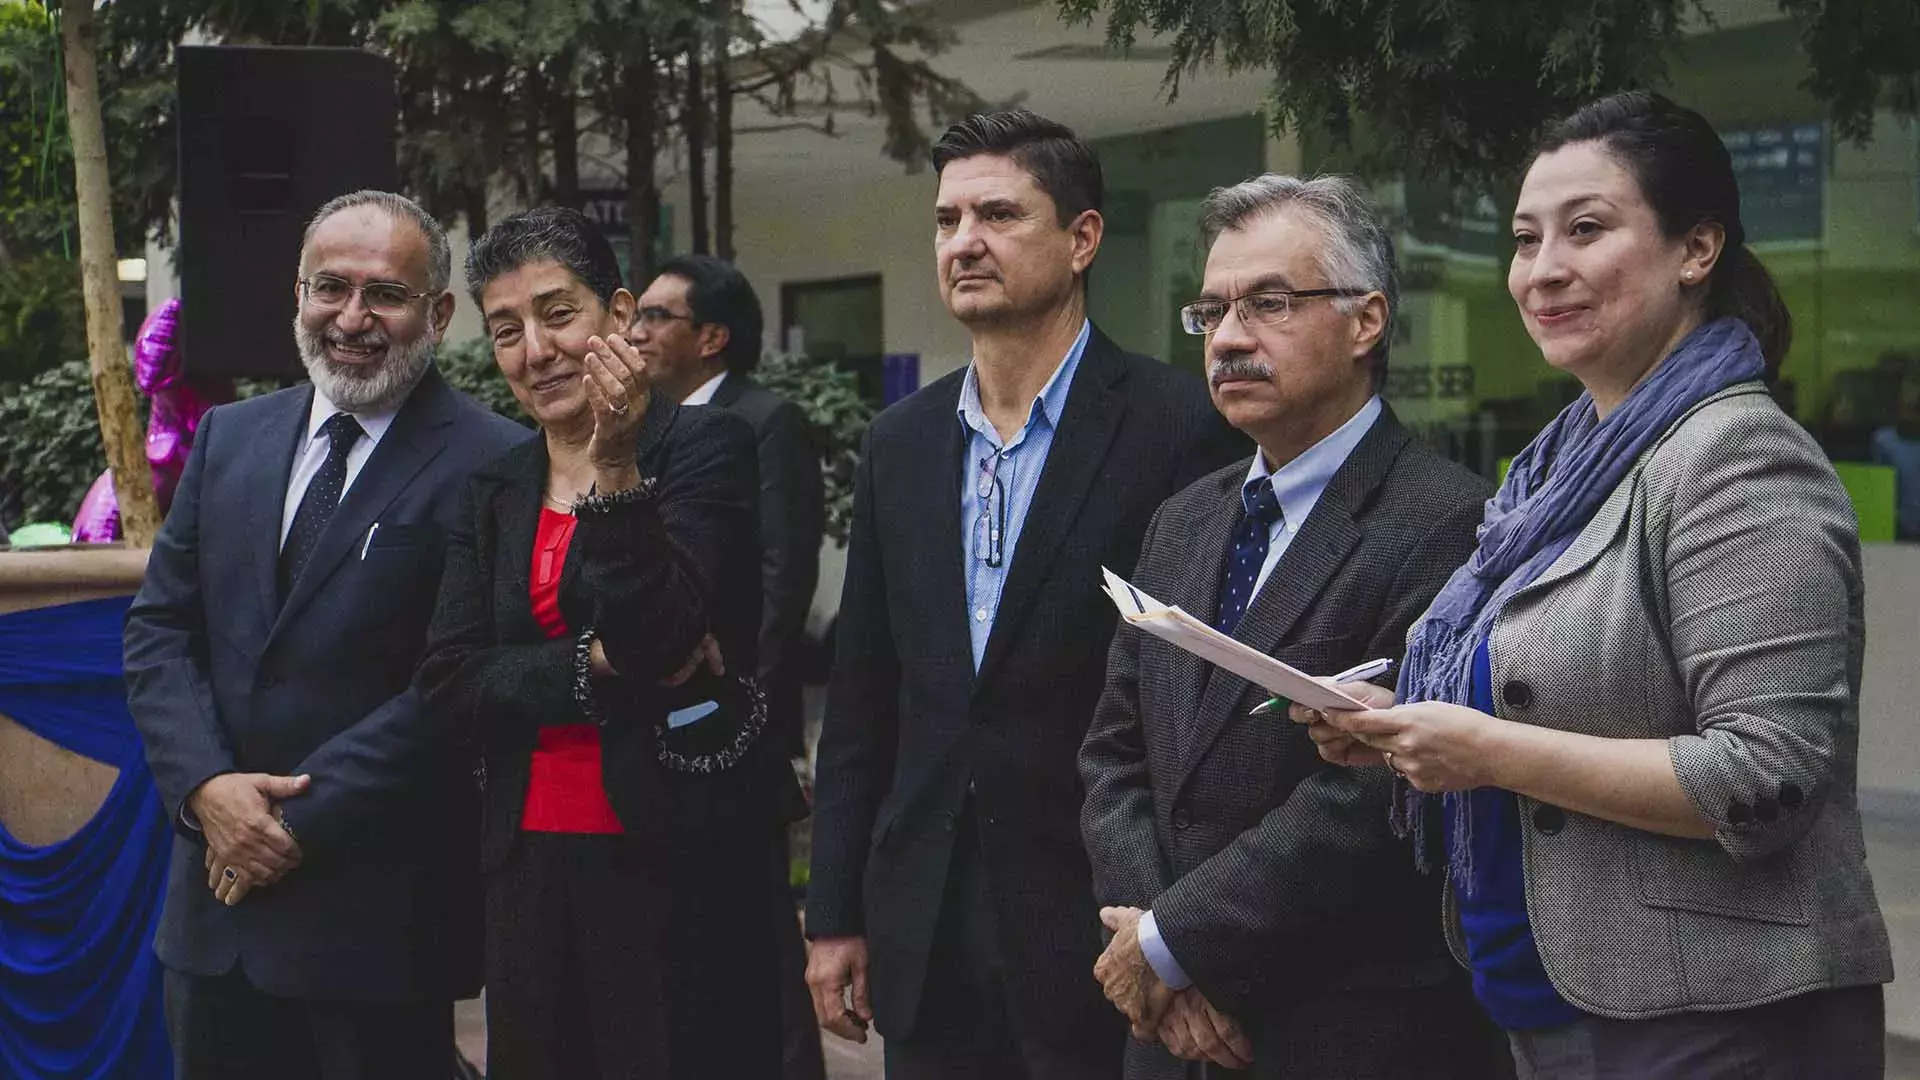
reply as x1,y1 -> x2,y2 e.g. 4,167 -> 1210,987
1249,657 -> 1393,716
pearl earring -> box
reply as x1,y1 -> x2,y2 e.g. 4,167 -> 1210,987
1682,270 -> 1696,282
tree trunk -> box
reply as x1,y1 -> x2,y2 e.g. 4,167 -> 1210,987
713,0 -> 734,261
548,53 -> 580,210
522,65 -> 546,204
686,36 -> 709,254
59,0 -> 158,547
623,28 -> 661,285
464,184 -> 489,241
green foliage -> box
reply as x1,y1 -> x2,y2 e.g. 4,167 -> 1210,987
1057,0 -> 1920,185
0,1 -> 180,256
0,360 -> 132,526
1780,0 -> 1920,144
435,335 -> 533,426
756,352 -> 875,545
0,1 -> 72,257
0,254 -> 86,384
1059,0 -> 1705,185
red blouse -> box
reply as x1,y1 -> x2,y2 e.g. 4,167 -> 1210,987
520,506 -> 624,835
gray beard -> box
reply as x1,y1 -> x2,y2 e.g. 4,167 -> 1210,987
293,314 -> 435,412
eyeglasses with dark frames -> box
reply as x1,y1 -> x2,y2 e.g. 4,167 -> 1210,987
1178,288 -> 1370,336
633,306 -> 697,331
299,274 -> 434,319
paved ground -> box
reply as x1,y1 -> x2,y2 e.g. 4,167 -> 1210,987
455,812 -> 1920,1078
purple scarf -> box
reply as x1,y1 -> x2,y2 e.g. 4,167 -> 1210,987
1394,317 -> 1767,888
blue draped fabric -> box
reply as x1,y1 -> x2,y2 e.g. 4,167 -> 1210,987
1,596 -> 172,1080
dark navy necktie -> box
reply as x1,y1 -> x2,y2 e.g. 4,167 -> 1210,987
280,412 -> 364,597
1213,479 -> 1285,634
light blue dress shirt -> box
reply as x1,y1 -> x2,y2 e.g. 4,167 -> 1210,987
1137,394 -> 1384,990
957,320 -> 1091,670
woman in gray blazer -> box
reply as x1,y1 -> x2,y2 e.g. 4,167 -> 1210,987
1294,91 -> 1893,1078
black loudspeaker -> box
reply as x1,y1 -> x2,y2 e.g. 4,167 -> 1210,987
177,46 -> 397,379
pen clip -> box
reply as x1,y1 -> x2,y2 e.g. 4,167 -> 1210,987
360,522 -> 379,560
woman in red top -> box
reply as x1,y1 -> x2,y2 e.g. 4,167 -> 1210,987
420,207 -> 785,1079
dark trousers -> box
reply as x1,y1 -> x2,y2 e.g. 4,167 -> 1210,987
1507,984 -> 1885,1080
1243,981 -> 1514,1080
883,808 -> 1121,1080
484,833 -> 671,1080
775,824 -> 828,1080
164,966 -> 451,1080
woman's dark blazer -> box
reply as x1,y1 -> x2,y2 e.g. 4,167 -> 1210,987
418,398 -> 785,1077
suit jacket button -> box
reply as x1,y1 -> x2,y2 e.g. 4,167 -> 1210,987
1531,804 -> 1565,835
1171,808 -> 1192,831
1501,680 -> 1534,709
1728,801 -> 1754,824
1779,783 -> 1804,810
1754,797 -> 1780,823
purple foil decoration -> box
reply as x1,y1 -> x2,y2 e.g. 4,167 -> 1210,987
70,298 -> 234,542
70,471 -> 121,544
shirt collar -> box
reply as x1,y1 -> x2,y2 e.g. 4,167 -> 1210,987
1243,395 -> 1384,525
680,369 -> 729,406
956,319 -> 1092,447
307,384 -> 401,447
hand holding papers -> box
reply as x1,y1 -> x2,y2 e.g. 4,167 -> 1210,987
1100,567 -> 1368,713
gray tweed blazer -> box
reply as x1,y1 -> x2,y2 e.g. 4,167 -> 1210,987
1456,381 -> 1894,1019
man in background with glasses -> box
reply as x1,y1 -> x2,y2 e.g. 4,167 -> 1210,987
631,252 -> 829,1080
1079,174 -> 1506,1079
126,190 -> 525,1079
805,109 -> 1246,1079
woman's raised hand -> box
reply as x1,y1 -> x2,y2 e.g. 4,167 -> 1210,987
583,331 -> 651,480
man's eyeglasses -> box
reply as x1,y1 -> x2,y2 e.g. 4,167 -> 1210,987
633,306 -> 696,331
976,453 -> 1008,568
299,274 -> 433,319
1178,288 -> 1369,336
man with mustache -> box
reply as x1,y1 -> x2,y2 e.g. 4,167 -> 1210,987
125,190 -> 525,1079
1078,174 -> 1506,1079
804,109 -> 1246,1078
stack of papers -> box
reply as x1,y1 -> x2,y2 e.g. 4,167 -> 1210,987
1100,567 -> 1367,712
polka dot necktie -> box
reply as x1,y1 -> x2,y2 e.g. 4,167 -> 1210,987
279,412 -> 365,598
1213,479 -> 1285,634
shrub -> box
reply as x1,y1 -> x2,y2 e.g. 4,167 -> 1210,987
0,360 -> 130,527
0,255 -> 87,386
755,352 -> 876,545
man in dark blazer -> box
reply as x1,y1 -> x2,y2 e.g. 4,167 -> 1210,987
124,190 -> 526,1080
632,253 -> 824,766
1079,174 -> 1506,1079
804,110 -> 1247,1079
630,253 -> 828,1080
